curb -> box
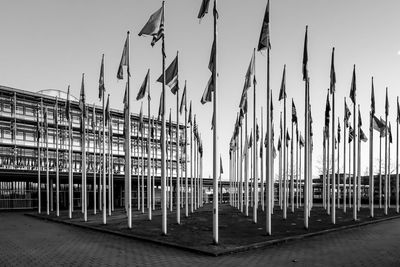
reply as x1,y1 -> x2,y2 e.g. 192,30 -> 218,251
25,213 -> 400,257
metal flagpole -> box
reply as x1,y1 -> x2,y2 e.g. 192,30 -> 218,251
296,126 -> 299,208
46,107 -> 49,215
323,127 -> 326,210
379,130 -> 382,209
332,83 -> 336,224
357,105 -> 361,212
337,120 -> 340,209
68,99 -> 72,219
148,75 -> 152,220
343,100 -> 347,213
396,96 -> 399,213
304,65 -> 309,229
194,133 -> 197,210
349,126 -> 352,209
102,65 -> 107,225
126,31 -> 132,229
283,77 -> 287,220
93,104 -> 97,214
252,49 -> 257,223
190,112 -> 193,213
291,102 -> 294,213
107,101 -> 111,216
152,117 -> 156,211
212,0 -> 219,245
245,114 -> 249,216
170,112 -> 173,212
369,108 -> 374,216
261,108 -> 264,211
141,119 -> 145,214
55,98 -> 59,217
184,89 -> 188,217
37,102 -> 41,214
240,122 -> 243,212
176,83 -> 181,224
353,68 -> 357,221
385,90 -> 388,215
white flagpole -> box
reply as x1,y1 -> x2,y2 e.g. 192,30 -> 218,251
152,117 -> 156,211
37,102 -> 41,214
304,71 -> 309,229
184,94 -> 188,217
102,65 -> 107,225
126,31 -> 132,229
358,105 -> 361,212
283,86 -> 287,220
388,126 -> 391,209
379,132 -> 382,209
46,107 -> 49,215
291,104 -> 294,213
194,134 -> 197,210
93,104 -> 97,215
396,96 -> 399,213
265,39 -> 271,234
337,119 -> 340,209
212,0 -> 219,245
296,125 -> 299,208
240,123 -> 243,212
332,86 -> 336,224
353,78 -> 357,221
68,101 -> 72,219
349,127 -> 352,209
343,100 -> 347,213
141,120 -> 145,214
261,108 -> 264,211
170,112 -> 173,212
245,114 -> 249,216
190,116 -> 193,213
323,127 -> 326,210
55,99 -> 59,217
176,80 -> 181,224
148,76 -> 152,220
369,108 -> 373,217
107,102 -> 112,217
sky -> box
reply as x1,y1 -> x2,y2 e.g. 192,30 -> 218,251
1,0 -> 400,180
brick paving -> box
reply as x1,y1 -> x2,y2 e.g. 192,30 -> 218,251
1,211 -> 400,266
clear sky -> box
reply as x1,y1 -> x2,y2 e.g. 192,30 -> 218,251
1,0 -> 400,180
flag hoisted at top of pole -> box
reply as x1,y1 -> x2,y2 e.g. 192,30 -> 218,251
138,4 -> 164,48
371,77 -> 375,116
66,85 -> 70,121
198,0 -> 211,19
220,155 -> 223,174
279,65 -> 286,101
137,69 -> 150,101
180,82 -> 187,115
345,100 -> 351,127
257,0 -> 270,51
302,27 -> 308,81
99,54 -> 105,100
330,48 -> 336,94
188,101 -> 192,125
385,86 -> 389,116
244,51 -> 255,89
292,99 -> 297,124
117,36 -> 129,80
201,39 -> 216,104
79,73 -> 86,120
350,66 -> 356,104
157,52 -> 179,94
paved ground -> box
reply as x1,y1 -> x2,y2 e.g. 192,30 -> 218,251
1,212 -> 400,267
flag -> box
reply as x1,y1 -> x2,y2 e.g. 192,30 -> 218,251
286,129 -> 290,147
99,54 -> 105,100
299,134 -> 305,147
54,97 -> 58,125
220,155 -> 223,174
350,65 -> 356,104
292,99 -> 297,124
139,103 -> 143,133
168,110 -> 172,136
325,92 -> 331,127
385,87 -> 389,116
211,111 -> 215,130
180,81 -> 187,114
358,108 -> 362,127
256,123 -> 260,141
136,69 -> 150,101
244,51 -> 255,89
249,133 -> 253,148
193,115 -> 197,139
188,101 -> 192,125
209,39 -> 216,72
239,88 -> 248,114
138,4 -> 164,47
157,90 -> 164,122
36,106 -> 41,141
273,144 -> 277,159
65,85 -> 70,121
201,76 -> 213,104
105,94 -> 110,126
117,36 -> 129,80
360,128 -> 368,142
372,116 -> 387,137
345,100 -> 351,127
264,132 -> 268,148
348,126 -> 354,143
371,77 -> 375,115
278,65 -> 286,101
151,116 -> 155,138
157,53 -> 179,94
330,47 -> 336,94
198,0 -> 211,19
397,97 -> 400,124
257,0 -> 271,51
302,26 -> 308,81
270,91 -> 274,119
277,138 -> 281,151
389,123 -> 393,143
79,74 -> 86,118
338,121 -> 341,143
335,138 -> 337,149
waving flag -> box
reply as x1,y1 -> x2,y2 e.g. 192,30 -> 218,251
197,0 -> 211,19
292,99 -> 297,124
302,26 -> 308,81
117,36 -> 129,80
99,54 -> 105,100
138,4 -> 164,47
180,81 -> 187,114
349,65 -> 356,104
257,0 -> 271,51
278,65 -> 286,101
136,69 -> 150,101
157,53 -> 179,94
371,77 -> 375,115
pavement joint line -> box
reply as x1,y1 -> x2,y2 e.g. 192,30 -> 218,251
24,212 -> 400,257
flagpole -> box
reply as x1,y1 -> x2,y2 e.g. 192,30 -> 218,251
141,118 -> 145,214
379,130 -> 382,209
194,132 -> 197,210
170,110 -> 173,212
349,126 -> 352,209
240,122 -> 243,212
147,76 -> 152,220
37,103 -> 41,214
152,117 -> 156,211
82,91 -> 88,222
261,108 -> 264,211
279,114 -> 282,210
45,107 -> 49,215
93,104 -> 97,214
296,125 -> 299,208
331,86 -> 336,224
353,66 -> 357,221
291,102 -> 294,213
68,101 -> 72,219
107,100 -> 112,217
343,99 -> 347,213
304,56 -> 309,229
358,105 -> 361,212
337,119 -> 340,210
176,77 -> 181,224
283,66 -> 287,220
396,97 -> 399,213
126,32 -> 132,229
369,105 -> 374,217
184,90 -> 188,217
190,114 -> 193,213
245,113 -> 249,216
102,67 -> 107,224
323,127 -> 326,210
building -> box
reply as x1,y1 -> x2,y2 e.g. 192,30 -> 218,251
0,85 -> 200,210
